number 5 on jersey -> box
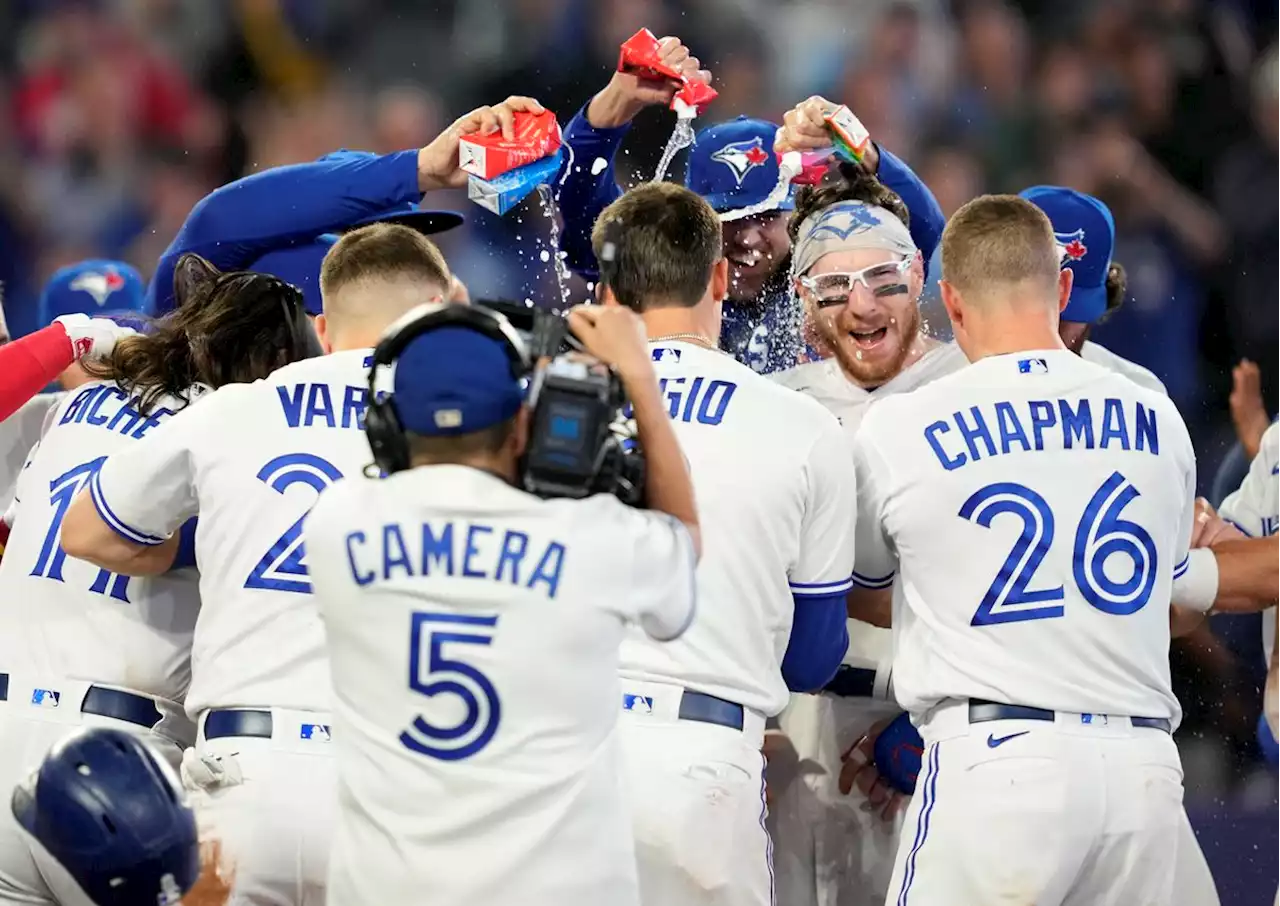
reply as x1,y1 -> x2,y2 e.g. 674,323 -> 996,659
963,470 -> 1158,626
401,612 -> 502,762
243,453 -> 344,593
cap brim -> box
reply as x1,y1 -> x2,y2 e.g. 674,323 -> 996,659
1060,282 -> 1108,324
347,210 -> 464,235
703,193 -> 796,216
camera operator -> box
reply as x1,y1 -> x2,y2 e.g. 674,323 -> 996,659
301,300 -> 700,906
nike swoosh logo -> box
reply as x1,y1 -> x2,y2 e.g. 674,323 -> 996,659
987,731 -> 1030,748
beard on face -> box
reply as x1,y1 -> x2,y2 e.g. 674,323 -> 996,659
812,297 -> 922,387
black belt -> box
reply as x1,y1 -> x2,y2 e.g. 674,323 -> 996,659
968,699 -> 1171,734
0,673 -> 161,729
678,691 -> 744,731
204,709 -> 274,740
822,665 -> 877,699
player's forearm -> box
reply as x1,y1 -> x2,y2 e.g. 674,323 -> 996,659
622,363 -> 701,557
0,325 -> 77,422
847,586 -> 892,628
555,103 -> 628,280
874,146 -> 945,267
147,150 -> 422,313
61,492 -> 179,576
1210,536 -> 1279,610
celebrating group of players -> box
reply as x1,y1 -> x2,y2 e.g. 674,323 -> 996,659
0,30 -> 1274,906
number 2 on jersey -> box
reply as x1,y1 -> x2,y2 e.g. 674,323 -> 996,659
243,453 -> 343,593
32,457 -> 130,601
963,470 -> 1157,625
401,612 -> 502,761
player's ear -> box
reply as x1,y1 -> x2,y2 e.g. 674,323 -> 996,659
313,314 -> 335,355
510,406 -> 531,459
1056,267 -> 1074,314
908,251 -> 925,298
710,257 -> 729,303
938,280 -> 964,329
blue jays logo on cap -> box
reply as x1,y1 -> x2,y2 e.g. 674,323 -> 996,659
1054,228 -> 1088,262
808,204 -> 883,241
69,269 -> 128,307
710,137 -> 771,187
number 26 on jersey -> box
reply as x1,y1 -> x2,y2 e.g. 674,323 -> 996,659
963,470 -> 1158,626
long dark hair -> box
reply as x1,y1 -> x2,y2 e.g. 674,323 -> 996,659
787,161 -> 912,245
83,254 -> 320,413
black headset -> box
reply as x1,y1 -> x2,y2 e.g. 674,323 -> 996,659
364,302 -> 532,475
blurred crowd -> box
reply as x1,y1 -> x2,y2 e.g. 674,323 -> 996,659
0,0 -> 1276,840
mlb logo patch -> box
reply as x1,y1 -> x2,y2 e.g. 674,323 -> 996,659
1018,358 -> 1048,375
1080,713 -> 1108,727
652,347 -> 681,363
622,694 -> 655,714
31,689 -> 60,708
300,723 -> 331,742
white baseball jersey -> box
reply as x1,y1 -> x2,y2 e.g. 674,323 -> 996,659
853,349 -> 1192,723
774,342 -> 968,676
0,381 -> 199,700
1081,341 -> 1168,395
305,466 -> 695,906
627,340 -> 856,716
0,393 -> 62,513
1218,422 -> 1279,665
89,350 -> 377,717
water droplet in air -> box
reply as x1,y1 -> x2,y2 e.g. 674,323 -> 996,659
591,157 -> 609,176
539,250 -> 550,262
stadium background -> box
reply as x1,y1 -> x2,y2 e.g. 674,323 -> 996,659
0,0 -> 1275,900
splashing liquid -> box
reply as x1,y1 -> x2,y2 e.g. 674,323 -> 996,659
652,115 -> 695,184
536,184 -> 573,309
718,151 -> 801,223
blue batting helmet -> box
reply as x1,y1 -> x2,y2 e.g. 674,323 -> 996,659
11,728 -> 200,906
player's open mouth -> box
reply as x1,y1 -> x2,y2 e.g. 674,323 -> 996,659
727,250 -> 764,271
848,327 -> 888,349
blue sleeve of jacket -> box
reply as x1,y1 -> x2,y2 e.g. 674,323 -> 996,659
145,150 -> 423,315
876,146 -> 945,269
781,591 -> 849,692
554,102 -> 631,282
169,518 -> 198,571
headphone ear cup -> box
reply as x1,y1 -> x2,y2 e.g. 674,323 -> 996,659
365,397 -> 409,475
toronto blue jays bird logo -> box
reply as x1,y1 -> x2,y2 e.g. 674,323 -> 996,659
69,269 -> 126,306
711,137 -> 771,187
1054,229 -> 1088,261
807,203 -> 883,241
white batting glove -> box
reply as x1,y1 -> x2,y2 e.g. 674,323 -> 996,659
53,313 -> 136,361
180,747 -> 244,792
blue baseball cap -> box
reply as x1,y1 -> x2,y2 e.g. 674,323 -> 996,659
250,237 -> 336,316
1019,186 -> 1115,324
39,260 -> 145,326
393,326 -> 524,436
686,116 -> 793,214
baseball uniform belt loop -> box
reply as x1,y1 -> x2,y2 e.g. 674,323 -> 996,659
204,708 -> 274,740
967,699 -> 1171,734
0,673 -> 161,728
678,690 -> 744,731
821,665 -> 877,699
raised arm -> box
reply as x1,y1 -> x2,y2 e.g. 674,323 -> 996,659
556,36 -> 711,279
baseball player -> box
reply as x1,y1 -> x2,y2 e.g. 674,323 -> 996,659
304,301 -> 699,906
0,255 -> 319,906
10,728 -> 201,906
0,262 -> 147,517
59,202 -> 498,902
590,182 -> 856,906
849,194 -> 1193,905
556,48 -> 943,373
